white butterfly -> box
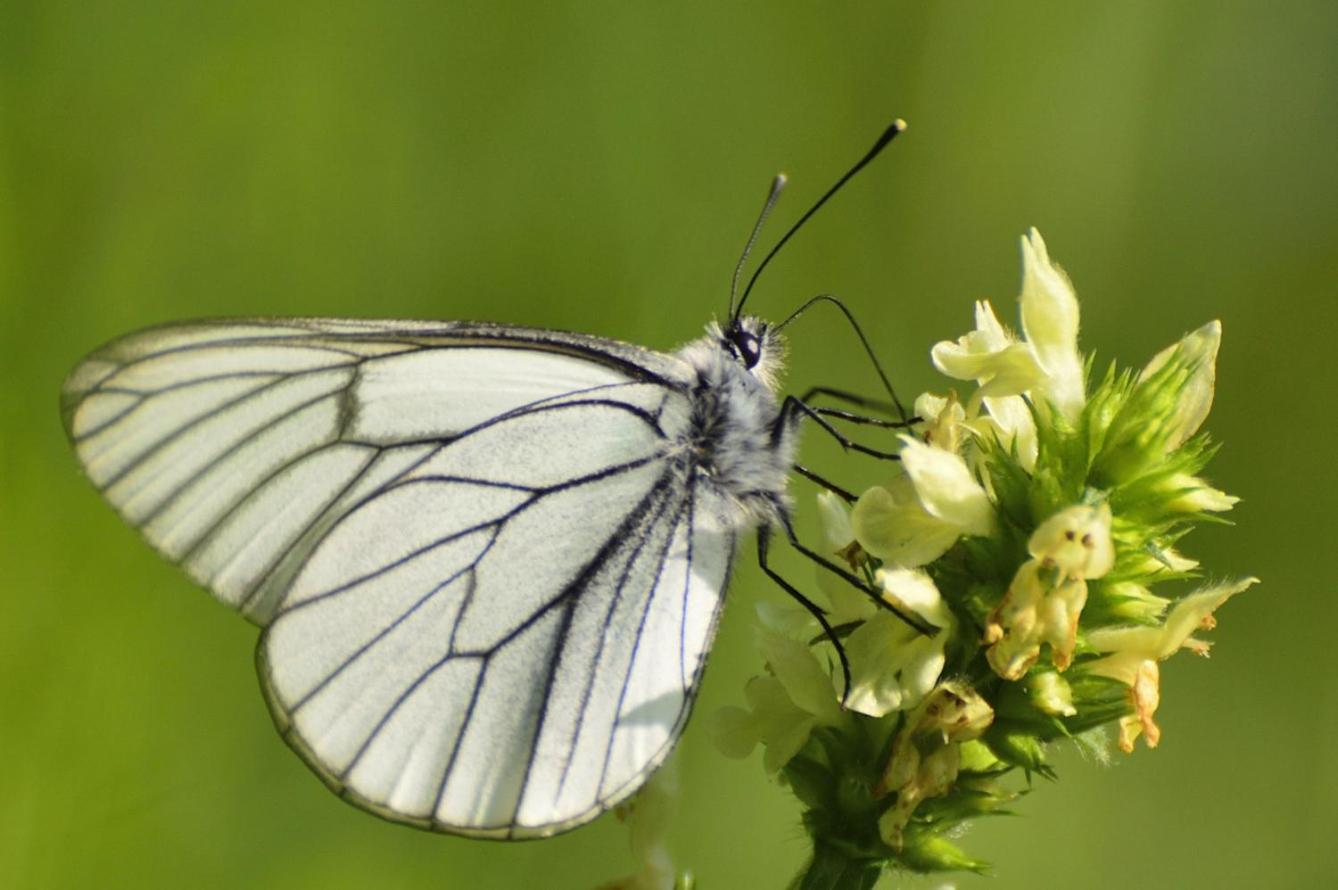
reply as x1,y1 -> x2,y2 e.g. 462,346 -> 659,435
61,122 -> 920,839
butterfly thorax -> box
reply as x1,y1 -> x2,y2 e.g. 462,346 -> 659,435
674,318 -> 796,527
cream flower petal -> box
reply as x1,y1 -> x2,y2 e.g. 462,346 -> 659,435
899,436 -> 995,537
1162,472 -> 1240,513
815,490 -> 855,551
1019,229 -> 1085,420
842,612 -> 919,717
931,300 -> 1045,399
880,567 -> 955,627
850,482 -> 961,568
979,393 -> 1038,470
914,391 -> 967,453
758,631 -> 843,724
1028,503 -> 1115,580
1087,577 -> 1258,677
840,569 -> 953,717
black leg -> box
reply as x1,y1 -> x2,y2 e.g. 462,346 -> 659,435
813,406 -> 919,430
792,463 -> 857,503
799,386 -> 900,415
780,396 -> 901,461
777,512 -> 937,637
757,527 -> 853,706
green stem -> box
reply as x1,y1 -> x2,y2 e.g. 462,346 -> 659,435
789,841 -> 884,890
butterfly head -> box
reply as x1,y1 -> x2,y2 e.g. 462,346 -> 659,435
718,315 -> 786,391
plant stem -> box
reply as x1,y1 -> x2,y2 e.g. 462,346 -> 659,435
789,841 -> 884,890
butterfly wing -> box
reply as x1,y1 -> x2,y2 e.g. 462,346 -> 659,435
63,318 -> 737,836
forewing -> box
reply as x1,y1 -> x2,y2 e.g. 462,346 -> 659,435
62,318 -> 691,623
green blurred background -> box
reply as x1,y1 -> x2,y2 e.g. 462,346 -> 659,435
3,2 -> 1335,888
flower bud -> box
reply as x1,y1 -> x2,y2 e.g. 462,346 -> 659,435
1139,320 -> 1221,451
983,724 -> 1054,776
1158,471 -> 1239,514
897,832 -> 989,874
1028,671 -> 1077,717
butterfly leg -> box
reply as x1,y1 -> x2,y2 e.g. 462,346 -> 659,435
811,406 -> 917,429
756,525 -> 854,705
792,463 -> 857,503
778,396 -> 901,461
776,512 -> 937,637
799,386 -> 898,412
800,388 -> 921,432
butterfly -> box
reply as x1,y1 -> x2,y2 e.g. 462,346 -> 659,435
60,121 -> 923,839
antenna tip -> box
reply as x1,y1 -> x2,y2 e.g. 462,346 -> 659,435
892,118 -> 908,132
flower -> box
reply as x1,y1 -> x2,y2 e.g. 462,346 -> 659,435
900,436 -> 996,535
984,559 -> 1087,678
931,228 -> 1085,423
1085,577 -> 1258,750
1028,503 -> 1116,580
1094,321 -> 1228,486
841,568 -> 954,717
876,681 -> 995,849
984,503 -> 1116,678
724,228 -> 1251,885
710,618 -> 843,772
850,438 -> 994,568
1018,229 -> 1085,420
914,391 -> 967,454
931,300 -> 1044,405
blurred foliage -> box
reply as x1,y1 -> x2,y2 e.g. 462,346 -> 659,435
1,2 -> 1335,888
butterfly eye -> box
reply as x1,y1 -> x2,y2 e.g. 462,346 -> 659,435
733,330 -> 762,369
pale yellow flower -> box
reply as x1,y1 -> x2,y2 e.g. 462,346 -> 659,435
984,559 -> 1088,678
849,436 -> 995,568
900,436 -> 996,537
850,476 -> 967,569
931,300 -> 1044,405
1018,229 -> 1085,421
913,391 -> 967,454
876,682 -> 994,850
711,615 -> 845,772
1086,577 -> 1257,751
1028,503 -> 1116,580
931,229 -> 1086,424
841,568 -> 953,717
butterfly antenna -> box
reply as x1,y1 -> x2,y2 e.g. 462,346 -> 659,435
728,174 -> 788,319
776,293 -> 910,423
733,119 -> 906,322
